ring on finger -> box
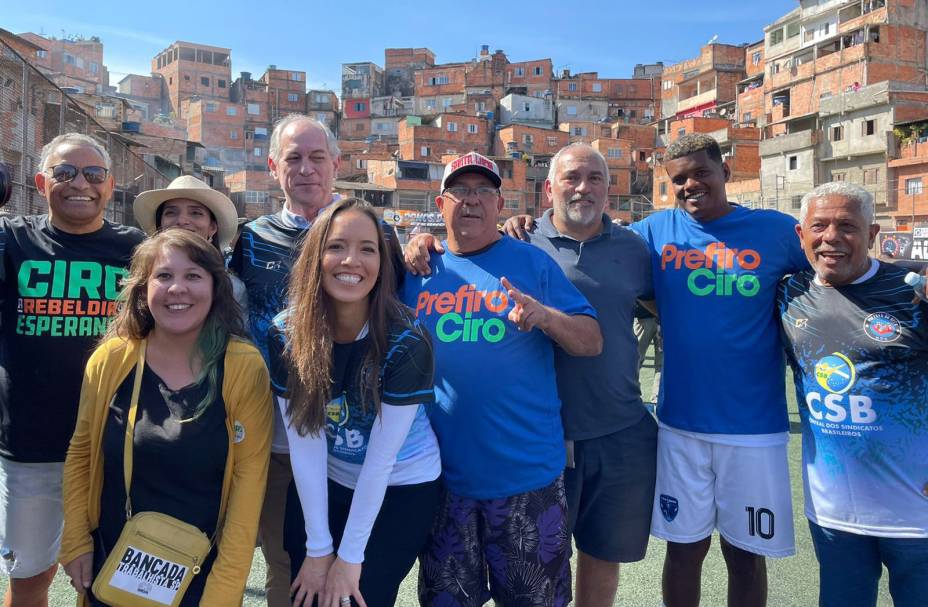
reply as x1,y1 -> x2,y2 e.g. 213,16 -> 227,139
340,597 -> 351,606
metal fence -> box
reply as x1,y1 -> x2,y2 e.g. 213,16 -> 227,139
0,38 -> 168,224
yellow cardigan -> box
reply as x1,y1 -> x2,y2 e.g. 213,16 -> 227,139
61,337 -> 273,606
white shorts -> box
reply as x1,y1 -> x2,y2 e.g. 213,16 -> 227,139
0,458 -> 64,578
650,426 -> 796,558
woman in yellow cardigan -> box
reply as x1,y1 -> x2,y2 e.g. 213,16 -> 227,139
60,229 -> 272,606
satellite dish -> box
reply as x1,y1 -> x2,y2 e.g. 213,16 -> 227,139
719,108 -> 727,116
708,34 -> 719,45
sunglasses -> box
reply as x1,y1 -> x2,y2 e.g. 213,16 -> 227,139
47,164 -> 109,185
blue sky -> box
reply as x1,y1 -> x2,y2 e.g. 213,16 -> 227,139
7,1 -> 797,92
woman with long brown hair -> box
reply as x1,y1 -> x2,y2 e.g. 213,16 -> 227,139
268,198 -> 440,607
60,229 -> 272,605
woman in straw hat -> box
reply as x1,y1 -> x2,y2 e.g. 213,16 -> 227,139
133,175 -> 247,315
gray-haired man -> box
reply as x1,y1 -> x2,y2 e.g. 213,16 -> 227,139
229,114 -> 341,607
0,133 -> 144,603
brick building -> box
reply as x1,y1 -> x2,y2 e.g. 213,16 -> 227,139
757,0 -> 928,221
19,33 -> 109,93
152,41 -> 231,118
658,42 -> 747,123
384,48 -> 435,97
398,114 -> 491,163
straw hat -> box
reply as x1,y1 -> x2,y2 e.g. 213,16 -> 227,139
133,175 -> 239,250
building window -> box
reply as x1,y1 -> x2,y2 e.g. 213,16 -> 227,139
184,74 -> 190,81
547,136 -> 558,146
770,28 -> 784,45
831,125 -> 843,141
791,195 -> 802,210
467,124 -> 478,134
429,75 -> 449,85
201,76 -> 210,86
421,146 -> 431,157
447,121 -> 458,132
862,119 -> 875,136
787,22 -> 800,38
788,155 -> 798,170
678,127 -> 686,137
566,106 -> 577,116
568,82 -> 578,92
425,99 -> 436,110
573,127 -> 587,136
743,111 -> 753,123
752,52 -> 762,65
254,147 -> 263,157
906,178 -> 923,195
832,171 -> 846,181
601,127 -> 611,137
592,83 -> 603,93
523,102 -> 531,112
355,123 -> 364,132
515,67 -> 525,77
608,148 -> 622,158
218,79 -> 226,88
659,182 -> 667,197
662,80 -> 673,90
254,127 -> 268,137
356,159 -> 368,169
442,98 -> 453,109
64,53 -> 76,65
354,101 -> 366,112
247,103 -> 260,115
230,130 -> 239,140
36,49 -> 47,59
863,168 -> 880,184
505,197 -> 520,209
290,72 -> 302,81
523,134 -> 534,145
90,62 -> 99,74
289,93 -> 300,103
205,102 -> 218,112
226,106 -> 237,116
475,101 -> 486,112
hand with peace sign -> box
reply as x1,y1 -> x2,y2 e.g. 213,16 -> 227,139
501,276 -> 550,332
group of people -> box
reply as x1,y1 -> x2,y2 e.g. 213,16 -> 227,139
0,114 -> 922,607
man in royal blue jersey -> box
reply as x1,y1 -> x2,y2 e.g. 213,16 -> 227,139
631,134 -> 806,607
779,182 -> 928,607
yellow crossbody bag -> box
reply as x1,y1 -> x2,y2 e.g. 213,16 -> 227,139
92,341 -> 215,607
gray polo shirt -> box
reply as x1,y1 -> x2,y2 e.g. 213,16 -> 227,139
529,210 -> 653,440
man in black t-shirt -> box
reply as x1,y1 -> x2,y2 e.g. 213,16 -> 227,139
0,133 -> 144,604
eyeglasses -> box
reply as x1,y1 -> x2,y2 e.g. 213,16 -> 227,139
46,164 -> 109,185
442,186 -> 499,201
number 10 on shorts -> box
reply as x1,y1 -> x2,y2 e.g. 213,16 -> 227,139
746,506 -> 775,539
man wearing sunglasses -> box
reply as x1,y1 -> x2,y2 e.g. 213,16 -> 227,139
402,152 -> 602,607
0,133 -> 144,605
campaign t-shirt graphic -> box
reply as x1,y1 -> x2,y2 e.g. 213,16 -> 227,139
400,236 -> 596,499
779,262 -> 928,537
0,215 -> 144,462
630,206 -> 808,435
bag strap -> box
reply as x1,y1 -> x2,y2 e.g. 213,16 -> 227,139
123,340 -> 147,519
121,339 -> 223,547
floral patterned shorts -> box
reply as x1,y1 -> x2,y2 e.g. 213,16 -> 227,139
417,474 -> 572,607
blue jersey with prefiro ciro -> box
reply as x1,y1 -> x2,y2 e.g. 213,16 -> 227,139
779,261 -> 928,538
630,205 -> 808,435
400,235 -> 596,499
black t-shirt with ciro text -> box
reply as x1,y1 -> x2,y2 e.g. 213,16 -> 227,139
0,215 -> 144,462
